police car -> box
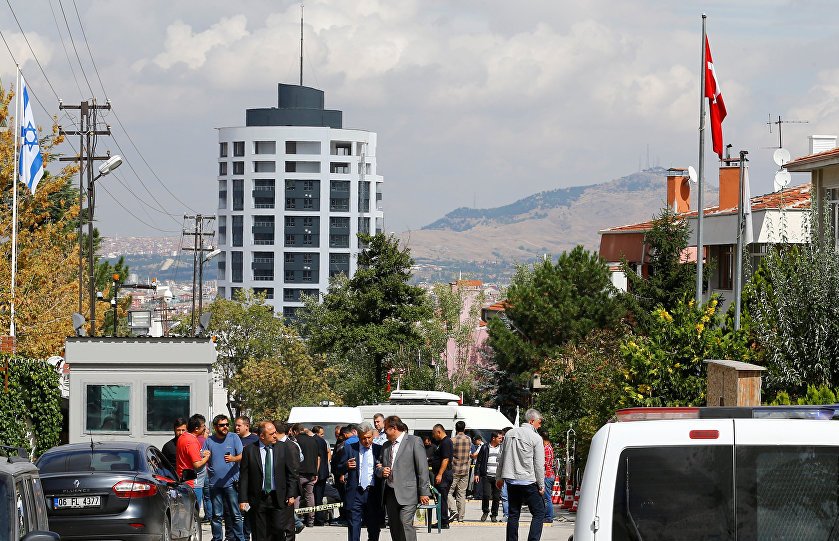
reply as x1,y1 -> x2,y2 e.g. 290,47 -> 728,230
572,406 -> 839,540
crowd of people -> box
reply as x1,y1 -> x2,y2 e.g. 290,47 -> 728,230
159,408 -> 557,541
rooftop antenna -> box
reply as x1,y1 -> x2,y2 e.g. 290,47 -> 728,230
767,114 -> 808,149
299,3 -> 304,86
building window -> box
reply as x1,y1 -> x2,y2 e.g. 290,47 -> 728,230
286,180 -> 296,191
303,198 -> 313,209
284,288 -> 295,301
219,162 -> 227,176
254,161 -> 276,173
303,253 -> 313,264
285,216 -> 296,227
285,270 -> 295,282
303,234 -> 313,245
146,385 -> 190,432
86,384 -> 130,432
285,234 -> 296,246
303,217 -> 314,228
233,141 -> 245,157
330,234 -> 349,248
302,270 -> 312,282
232,216 -> 243,247
303,180 -> 314,191
254,141 -> 276,155
718,245 -> 733,291
286,198 -> 296,210
254,287 -> 274,299
232,251 -> 243,283
220,142 -> 228,157
233,162 -> 245,175
285,253 -> 295,264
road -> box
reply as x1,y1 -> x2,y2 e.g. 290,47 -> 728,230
201,498 -> 575,540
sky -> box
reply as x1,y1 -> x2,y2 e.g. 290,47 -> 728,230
1,0 -> 838,238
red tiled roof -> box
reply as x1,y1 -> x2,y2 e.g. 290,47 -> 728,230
600,183 -> 811,234
786,147 -> 839,169
454,279 -> 483,287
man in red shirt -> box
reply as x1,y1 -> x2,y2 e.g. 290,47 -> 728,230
178,414 -> 211,491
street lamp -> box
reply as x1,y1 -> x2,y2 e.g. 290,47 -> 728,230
87,155 -> 123,337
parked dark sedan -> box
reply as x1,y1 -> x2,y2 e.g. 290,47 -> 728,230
36,441 -> 200,541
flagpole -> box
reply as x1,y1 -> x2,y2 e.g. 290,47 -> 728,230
696,15 -> 707,307
734,151 -> 748,330
10,67 -> 19,340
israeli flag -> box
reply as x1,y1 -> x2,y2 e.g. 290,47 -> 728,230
18,75 -> 44,193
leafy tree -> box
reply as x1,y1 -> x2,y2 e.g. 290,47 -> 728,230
535,329 -> 625,461
203,289 -> 288,416
620,297 -> 748,407
621,208 -> 698,332
297,233 -> 432,401
427,282 -> 485,385
487,246 -> 624,376
229,326 -> 339,421
0,355 -> 62,456
0,84 -> 84,356
747,211 -> 839,396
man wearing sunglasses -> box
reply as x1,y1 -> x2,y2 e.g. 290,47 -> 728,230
204,414 -> 245,541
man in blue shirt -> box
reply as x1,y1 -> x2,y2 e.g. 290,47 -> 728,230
204,414 -> 245,541
336,422 -> 384,541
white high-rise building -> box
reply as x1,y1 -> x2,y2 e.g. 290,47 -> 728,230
216,84 -> 384,318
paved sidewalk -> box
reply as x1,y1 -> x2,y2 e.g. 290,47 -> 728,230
202,499 -> 575,540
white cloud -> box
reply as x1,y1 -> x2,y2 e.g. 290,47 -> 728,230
151,15 -> 249,70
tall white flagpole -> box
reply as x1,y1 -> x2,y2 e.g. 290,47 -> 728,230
696,15 -> 707,306
10,66 -> 19,340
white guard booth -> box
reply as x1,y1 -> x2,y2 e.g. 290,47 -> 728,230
65,337 -> 216,449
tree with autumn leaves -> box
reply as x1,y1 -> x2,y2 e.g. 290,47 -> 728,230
0,83 -> 86,357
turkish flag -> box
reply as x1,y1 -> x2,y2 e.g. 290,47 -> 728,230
705,36 -> 727,159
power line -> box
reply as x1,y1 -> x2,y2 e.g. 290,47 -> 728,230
4,0 -> 61,102
48,0 -> 84,98
97,183 -> 180,234
55,0 -> 94,97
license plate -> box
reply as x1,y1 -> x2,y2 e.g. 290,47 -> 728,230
53,496 -> 101,509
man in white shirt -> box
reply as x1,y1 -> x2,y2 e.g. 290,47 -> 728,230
377,416 -> 430,541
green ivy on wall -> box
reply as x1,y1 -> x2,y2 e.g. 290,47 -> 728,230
0,354 -> 62,457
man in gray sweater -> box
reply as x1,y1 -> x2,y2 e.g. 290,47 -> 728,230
495,409 -> 546,541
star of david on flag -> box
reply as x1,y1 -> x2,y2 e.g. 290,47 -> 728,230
18,75 -> 44,193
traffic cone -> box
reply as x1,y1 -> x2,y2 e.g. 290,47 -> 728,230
570,485 -> 580,513
551,479 -> 563,505
561,480 -> 574,510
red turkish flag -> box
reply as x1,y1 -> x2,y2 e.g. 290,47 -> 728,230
705,36 -> 727,159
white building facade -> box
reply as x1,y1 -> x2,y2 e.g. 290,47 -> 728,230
216,84 -> 384,318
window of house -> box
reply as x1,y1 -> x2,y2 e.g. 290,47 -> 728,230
303,198 -> 314,209
285,234 -> 296,246
219,162 -> 227,176
304,180 -> 314,191
285,253 -> 295,264
303,270 -> 312,282
220,142 -> 228,157
254,141 -> 276,155
146,385 -> 190,432
286,180 -> 296,191
285,270 -> 295,282
284,289 -> 295,301
719,245 -> 734,291
233,141 -> 245,157
303,234 -> 313,245
286,198 -> 296,210
303,217 -> 314,228
86,384 -> 130,432
233,162 -> 245,175
285,216 -> 296,227
303,253 -> 313,264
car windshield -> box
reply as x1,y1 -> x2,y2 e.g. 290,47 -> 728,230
38,450 -> 139,473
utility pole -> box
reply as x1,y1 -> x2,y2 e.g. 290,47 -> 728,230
182,215 -> 215,335
58,99 -> 112,335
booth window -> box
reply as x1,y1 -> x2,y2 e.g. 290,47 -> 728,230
86,384 -> 130,432
146,385 -> 191,432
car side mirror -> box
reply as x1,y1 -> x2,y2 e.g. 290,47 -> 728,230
22,532 -> 60,541
181,468 -> 197,482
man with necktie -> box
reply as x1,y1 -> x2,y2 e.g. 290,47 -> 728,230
239,421 -> 300,541
377,416 -> 430,541
336,422 -> 384,541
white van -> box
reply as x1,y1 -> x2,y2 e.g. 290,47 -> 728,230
572,406 -> 839,540
286,406 -> 362,445
358,390 -> 513,441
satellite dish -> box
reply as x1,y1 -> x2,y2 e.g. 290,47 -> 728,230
687,165 -> 698,184
773,148 -> 791,167
774,169 -> 791,191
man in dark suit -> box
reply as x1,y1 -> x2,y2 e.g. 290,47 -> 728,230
377,416 -> 431,541
239,421 -> 300,541
335,422 -> 383,541
311,425 -> 330,526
